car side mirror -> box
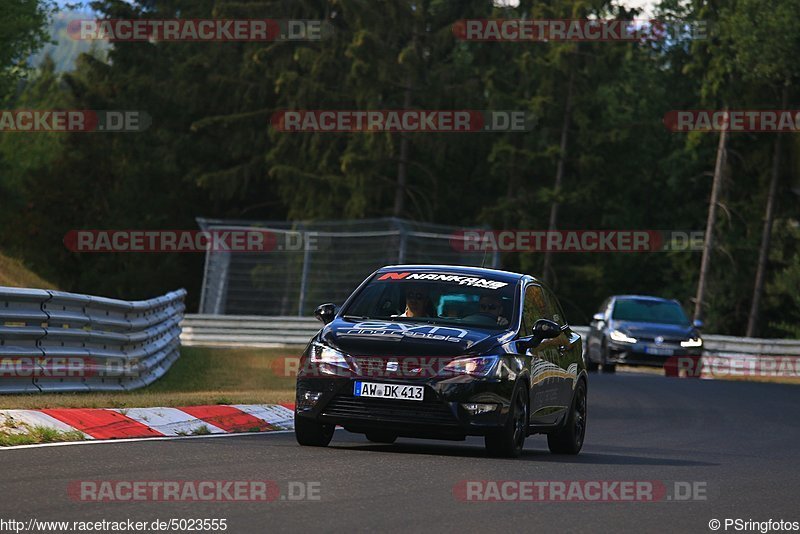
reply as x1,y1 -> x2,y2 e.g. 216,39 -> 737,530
693,319 -> 704,329
592,313 -> 605,323
532,318 -> 561,339
314,303 -> 337,324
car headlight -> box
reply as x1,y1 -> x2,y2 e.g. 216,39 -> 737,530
680,337 -> 703,348
441,356 -> 499,377
308,342 -> 352,374
609,329 -> 637,343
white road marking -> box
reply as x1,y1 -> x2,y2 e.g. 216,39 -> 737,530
0,428 -> 320,451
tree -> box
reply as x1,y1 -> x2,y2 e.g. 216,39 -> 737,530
719,0 -> 800,336
0,0 -> 54,102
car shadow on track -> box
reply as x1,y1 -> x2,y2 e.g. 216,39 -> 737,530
332,441 -> 716,467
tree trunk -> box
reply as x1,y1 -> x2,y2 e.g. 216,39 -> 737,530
693,110 -> 729,323
746,86 -> 788,337
542,66 -> 575,284
393,75 -> 413,217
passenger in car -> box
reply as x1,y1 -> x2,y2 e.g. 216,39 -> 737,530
479,294 -> 510,326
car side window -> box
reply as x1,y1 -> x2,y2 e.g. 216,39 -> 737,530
544,288 -> 567,326
522,285 -> 548,335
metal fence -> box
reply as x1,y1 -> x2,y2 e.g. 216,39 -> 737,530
0,287 -> 186,393
180,315 -> 800,361
197,217 -> 499,316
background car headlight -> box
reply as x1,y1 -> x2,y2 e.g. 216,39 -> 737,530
442,356 -> 499,377
609,329 -> 637,343
680,337 -> 703,348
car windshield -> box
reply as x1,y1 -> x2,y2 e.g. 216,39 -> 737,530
342,272 -> 517,330
612,299 -> 689,326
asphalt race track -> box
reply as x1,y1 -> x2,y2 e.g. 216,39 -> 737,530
3,373 -> 799,533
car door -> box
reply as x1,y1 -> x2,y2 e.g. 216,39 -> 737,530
521,283 -> 564,425
542,286 -> 582,411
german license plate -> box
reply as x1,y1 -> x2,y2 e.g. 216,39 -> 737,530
354,381 -> 423,401
644,346 -> 674,356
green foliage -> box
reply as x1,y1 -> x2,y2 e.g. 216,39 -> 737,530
0,0 -> 797,337
0,0 -> 53,101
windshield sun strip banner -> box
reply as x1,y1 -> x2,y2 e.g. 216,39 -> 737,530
377,272 -> 508,290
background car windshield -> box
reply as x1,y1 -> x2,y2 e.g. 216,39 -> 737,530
612,299 -> 690,326
343,275 -> 516,330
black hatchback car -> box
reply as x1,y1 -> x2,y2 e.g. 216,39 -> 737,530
585,295 -> 703,372
294,265 -> 587,458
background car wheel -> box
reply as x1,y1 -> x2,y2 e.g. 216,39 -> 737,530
365,431 -> 397,444
585,352 -> 599,372
295,416 -> 335,447
547,381 -> 587,455
485,384 -> 527,458
602,341 -> 616,373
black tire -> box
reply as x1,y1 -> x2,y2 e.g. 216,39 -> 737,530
547,380 -> 587,455
601,341 -> 616,373
585,351 -> 599,372
365,431 -> 397,444
295,416 -> 335,447
485,384 -> 528,458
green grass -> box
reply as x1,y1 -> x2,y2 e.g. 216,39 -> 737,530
0,250 -> 56,289
0,346 -> 302,410
0,422 -> 85,447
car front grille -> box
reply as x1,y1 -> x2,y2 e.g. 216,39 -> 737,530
321,393 -> 458,425
635,337 -> 683,345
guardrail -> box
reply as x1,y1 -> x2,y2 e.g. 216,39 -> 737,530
180,316 -> 800,359
0,288 -> 186,393
181,315 -> 319,348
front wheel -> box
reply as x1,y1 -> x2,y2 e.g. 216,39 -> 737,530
602,341 -> 616,373
547,381 -> 587,455
485,384 -> 528,458
585,351 -> 599,372
295,416 -> 335,447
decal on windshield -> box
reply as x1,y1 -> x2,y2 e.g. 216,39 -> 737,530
377,272 -> 508,290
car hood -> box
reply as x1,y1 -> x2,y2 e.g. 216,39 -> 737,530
612,320 -> 697,339
319,317 -> 507,356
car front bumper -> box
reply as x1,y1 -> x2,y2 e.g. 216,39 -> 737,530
606,341 -> 702,367
295,376 -> 514,439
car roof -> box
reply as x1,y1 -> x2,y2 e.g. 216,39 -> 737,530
377,264 -> 534,285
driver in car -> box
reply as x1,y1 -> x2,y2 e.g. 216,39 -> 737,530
397,285 -> 435,318
479,294 -> 510,327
